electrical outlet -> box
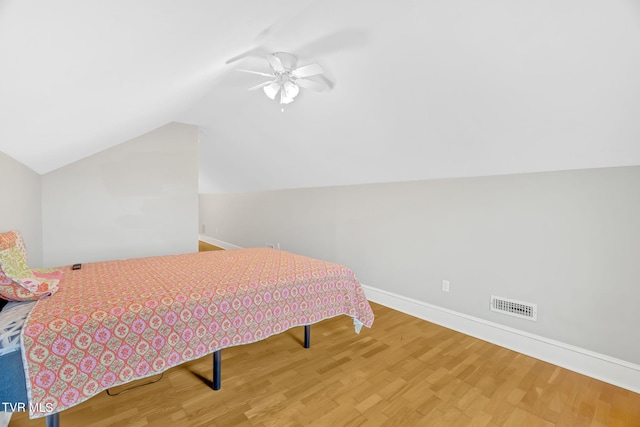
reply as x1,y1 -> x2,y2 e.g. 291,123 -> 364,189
442,280 -> 450,292
276,243 -> 280,249
201,224 -> 206,233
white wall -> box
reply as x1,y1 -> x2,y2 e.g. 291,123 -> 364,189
0,151 -> 43,267
200,166 -> 640,365
42,122 -> 199,266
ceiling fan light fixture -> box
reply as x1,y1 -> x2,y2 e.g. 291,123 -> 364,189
263,82 -> 281,100
237,52 -> 328,111
280,81 -> 299,105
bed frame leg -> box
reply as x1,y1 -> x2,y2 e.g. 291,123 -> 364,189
212,326 -> 307,391
213,350 -> 221,390
46,412 -> 60,427
304,325 -> 310,349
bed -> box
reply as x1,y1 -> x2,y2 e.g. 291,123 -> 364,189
0,240 -> 374,426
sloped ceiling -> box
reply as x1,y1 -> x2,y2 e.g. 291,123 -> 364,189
1,0 -> 639,193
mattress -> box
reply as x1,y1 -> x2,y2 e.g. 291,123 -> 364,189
20,248 -> 374,418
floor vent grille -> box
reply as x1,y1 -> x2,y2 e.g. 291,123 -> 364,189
491,296 -> 537,321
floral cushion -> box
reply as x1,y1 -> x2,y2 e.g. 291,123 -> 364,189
15,232 -> 28,264
0,231 -> 18,250
0,270 -> 62,302
0,270 -> 33,302
0,231 -> 61,301
0,231 -> 28,263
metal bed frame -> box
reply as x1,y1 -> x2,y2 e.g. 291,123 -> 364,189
42,325 -> 312,427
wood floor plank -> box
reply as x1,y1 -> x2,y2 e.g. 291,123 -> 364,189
197,241 -> 223,252
9,303 -> 640,426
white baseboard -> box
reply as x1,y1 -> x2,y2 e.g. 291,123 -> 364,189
361,284 -> 640,394
198,235 -> 242,250
193,239 -> 640,393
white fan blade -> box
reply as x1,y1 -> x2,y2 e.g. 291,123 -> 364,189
236,69 -> 275,78
295,78 -> 326,92
248,80 -> 275,91
266,54 -> 285,72
272,52 -> 298,70
280,81 -> 300,104
292,63 -> 324,78
263,82 -> 281,100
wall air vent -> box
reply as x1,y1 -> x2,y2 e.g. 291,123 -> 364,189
490,295 -> 537,321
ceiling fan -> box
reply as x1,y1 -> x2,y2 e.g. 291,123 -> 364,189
236,52 -> 328,111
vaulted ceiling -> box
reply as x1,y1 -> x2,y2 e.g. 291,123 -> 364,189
1,0 -> 639,193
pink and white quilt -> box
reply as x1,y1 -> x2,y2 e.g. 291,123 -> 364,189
20,248 -> 375,417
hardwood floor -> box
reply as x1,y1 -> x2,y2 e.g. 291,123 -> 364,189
10,303 -> 640,426
198,241 -> 224,252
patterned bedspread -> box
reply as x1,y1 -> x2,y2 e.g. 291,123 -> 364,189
21,248 -> 374,417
